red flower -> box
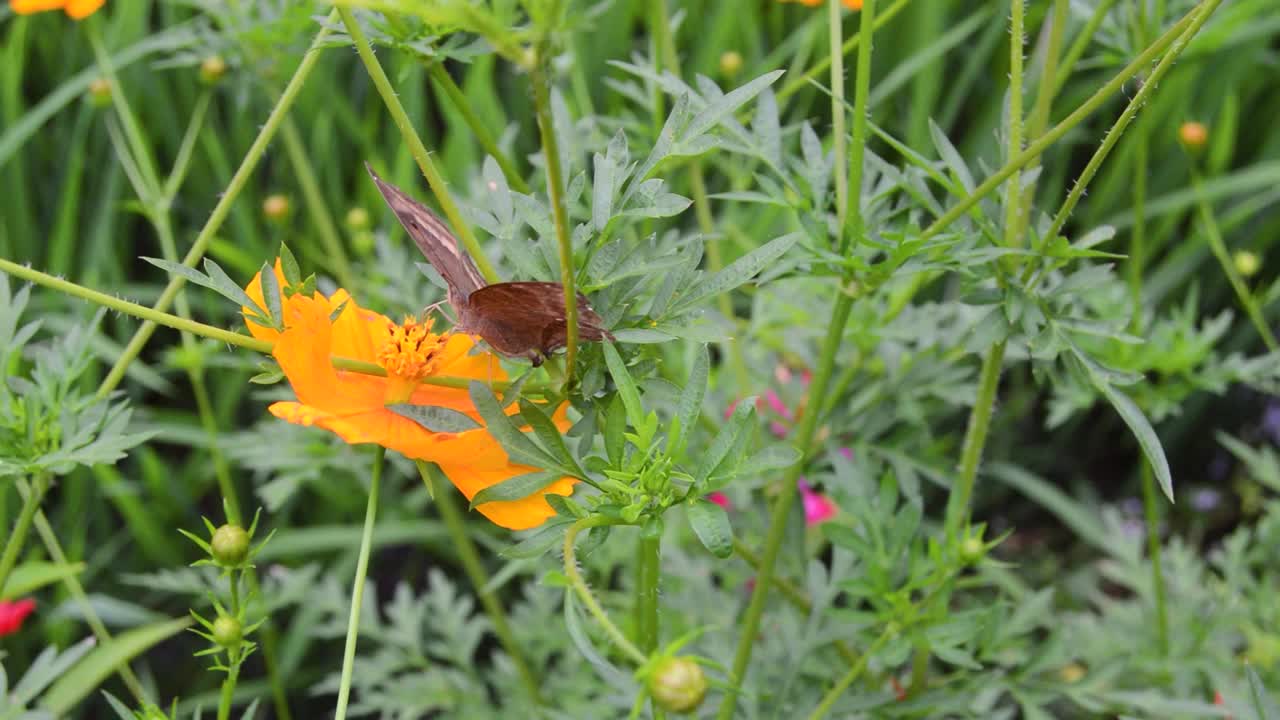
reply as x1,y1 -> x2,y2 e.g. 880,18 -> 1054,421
0,599 -> 36,635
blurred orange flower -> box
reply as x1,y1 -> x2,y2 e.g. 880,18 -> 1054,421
243,264 -> 576,530
10,0 -> 105,19
785,0 -> 863,9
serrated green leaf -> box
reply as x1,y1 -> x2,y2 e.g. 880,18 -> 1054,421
694,398 -> 755,487
673,233 -> 799,312
683,70 -> 784,141
518,400 -> 583,477
686,499 -> 733,558
279,243 -> 301,286
470,470 -> 564,509
257,261 -> 283,328
468,381 -> 558,468
204,258 -> 262,313
388,404 -> 482,433
602,343 -> 644,429
41,617 -> 192,714
604,394 -> 626,466
1094,380 -> 1173,502
675,345 -> 709,453
745,445 -> 802,473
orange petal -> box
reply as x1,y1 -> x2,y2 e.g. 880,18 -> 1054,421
434,332 -> 508,382
269,402 -> 452,458
10,0 -> 67,14
328,293 -> 388,363
271,293 -> 386,414
63,0 -> 103,18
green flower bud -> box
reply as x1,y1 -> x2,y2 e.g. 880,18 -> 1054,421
1234,250 -> 1260,278
719,51 -> 743,78
211,615 -> 242,648
648,657 -> 707,714
211,524 -> 250,566
345,206 -> 370,231
87,77 -> 112,108
960,536 -> 985,564
199,55 -> 227,85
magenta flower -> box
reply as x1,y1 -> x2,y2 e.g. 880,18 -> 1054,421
0,599 -> 36,636
709,492 -> 731,510
799,480 -> 837,525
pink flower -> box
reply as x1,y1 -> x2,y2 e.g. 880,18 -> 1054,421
0,599 -> 36,636
799,480 -> 837,525
708,492 -> 731,510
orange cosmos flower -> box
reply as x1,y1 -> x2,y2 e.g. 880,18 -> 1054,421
10,0 -> 105,19
243,264 -> 576,530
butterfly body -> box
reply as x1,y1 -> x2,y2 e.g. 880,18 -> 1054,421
367,164 -> 613,365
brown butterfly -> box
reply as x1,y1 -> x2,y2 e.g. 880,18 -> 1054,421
366,163 -> 613,365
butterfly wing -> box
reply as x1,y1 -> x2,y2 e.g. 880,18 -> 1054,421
365,163 -> 488,301
466,282 -> 613,360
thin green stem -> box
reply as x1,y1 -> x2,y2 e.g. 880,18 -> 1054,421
280,119 -> 355,290
1130,119 -> 1148,322
718,5 -> 875,715
828,0 -> 848,230
96,11 -> 339,397
0,257 -> 545,393
340,8 -> 499,284
731,537 -> 858,664
564,516 -> 646,665
426,62 -> 530,195
85,21 -> 161,196
0,475 -> 48,597
635,532 -> 660,654
530,53 -> 580,383
1001,0 -> 1026,253
805,629 -> 895,720
1053,0 -> 1119,96
17,478 -> 150,706
1139,462 -> 1170,656
1190,168 -> 1279,351
418,463 -> 545,704
776,0 -> 911,103
1024,0 -> 1223,284
922,3 -> 1199,247
840,0 -> 875,255
334,447 -> 383,720
217,664 -> 239,720
191,370 -> 242,525
944,341 -> 1006,536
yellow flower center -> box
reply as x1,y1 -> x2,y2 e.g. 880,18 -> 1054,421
377,317 -> 445,383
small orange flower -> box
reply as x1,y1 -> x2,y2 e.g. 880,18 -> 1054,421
784,0 -> 862,9
243,264 -> 576,530
10,0 -> 105,19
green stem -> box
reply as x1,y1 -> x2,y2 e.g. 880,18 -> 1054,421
418,463 -> 545,704
804,629 -> 895,720
85,20 -> 161,198
530,54 -> 580,383
564,516 -> 646,665
1052,0 -> 1119,96
280,119 -> 355,290
217,664 -> 239,720
1190,168 -> 1278,351
922,3 -> 1200,247
635,531 -> 660,654
828,0 -> 848,229
426,62 -> 530,195
775,0 -> 912,103
731,538 -> 858,664
17,478 -> 151,706
1023,0 -> 1224,284
334,447 -> 383,720
1130,123 -> 1148,321
1139,462 -> 1170,655
1001,0 -> 1026,253
718,5 -> 875,716
95,11 -> 339,398
0,475 -> 48,597
340,8 -> 499,284
191,370 -> 242,525
0,257 -> 544,393
944,341 -> 1006,536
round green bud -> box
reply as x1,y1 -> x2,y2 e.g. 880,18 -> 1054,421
1234,250 -> 1261,278
345,206 -> 370,231
352,230 -> 376,256
199,55 -> 227,85
87,77 -> 112,108
648,657 -> 707,714
719,51 -> 744,78
212,614 -> 242,648
211,524 -> 250,566
960,536 -> 985,564
262,194 -> 290,223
